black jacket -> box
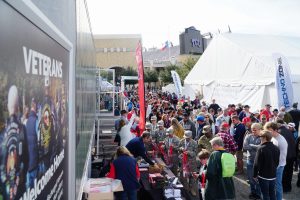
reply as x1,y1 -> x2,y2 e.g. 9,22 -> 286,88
253,142 -> 280,179
278,126 -> 296,160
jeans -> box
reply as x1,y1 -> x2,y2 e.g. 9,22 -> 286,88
115,190 -> 137,200
258,178 -> 276,200
282,158 -> 294,192
247,161 -> 261,196
276,166 -> 284,200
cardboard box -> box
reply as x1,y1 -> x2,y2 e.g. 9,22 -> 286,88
83,178 -> 123,200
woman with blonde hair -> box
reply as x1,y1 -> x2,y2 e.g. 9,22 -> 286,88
107,146 -> 140,200
171,118 -> 184,139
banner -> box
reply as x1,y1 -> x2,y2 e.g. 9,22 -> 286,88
135,41 -> 145,132
171,70 -> 183,97
0,2 -> 68,199
273,53 -> 294,109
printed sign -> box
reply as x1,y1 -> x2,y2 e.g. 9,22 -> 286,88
0,2 -> 69,199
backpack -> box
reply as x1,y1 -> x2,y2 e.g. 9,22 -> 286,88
221,152 -> 236,177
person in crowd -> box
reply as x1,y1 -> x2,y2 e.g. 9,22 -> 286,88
162,127 -> 180,174
208,108 -> 217,123
296,136 -> 300,187
205,137 -> 235,200
198,125 -> 213,153
179,130 -> 198,197
195,116 -> 206,140
287,122 -> 299,172
126,131 -> 155,166
276,119 -> 296,193
161,113 -> 171,128
243,123 -> 262,199
118,119 -> 135,147
260,104 -> 272,122
239,105 -> 252,121
253,130 -> 280,200
171,118 -> 184,139
264,122 -> 288,200
289,102 -> 300,132
215,108 -> 230,128
270,108 -> 279,122
228,104 -> 236,116
0,85 -> 28,199
152,120 -> 166,144
208,99 -> 221,114
279,106 -> 293,124
127,107 -> 137,121
21,105 -> 30,125
25,98 -> 39,189
242,116 -> 253,135
193,149 -> 210,200
150,115 -> 158,133
148,109 -> 158,122
107,146 -> 140,200
180,112 -> 196,138
115,110 -> 128,130
130,117 -> 141,137
216,122 -> 238,154
236,103 -> 244,115
231,115 -> 246,174
260,114 -> 268,127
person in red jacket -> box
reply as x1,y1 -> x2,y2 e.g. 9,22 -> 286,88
107,146 -> 140,200
260,104 -> 272,121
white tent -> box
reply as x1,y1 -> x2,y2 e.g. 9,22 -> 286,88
184,33 -> 300,110
162,84 -> 197,100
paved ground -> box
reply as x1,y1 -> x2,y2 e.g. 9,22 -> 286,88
234,170 -> 299,200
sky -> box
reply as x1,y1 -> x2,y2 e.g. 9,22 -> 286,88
86,0 -> 300,48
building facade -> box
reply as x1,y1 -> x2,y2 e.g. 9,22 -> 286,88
94,34 -> 141,69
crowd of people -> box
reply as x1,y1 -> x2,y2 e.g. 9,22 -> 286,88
110,90 -> 300,200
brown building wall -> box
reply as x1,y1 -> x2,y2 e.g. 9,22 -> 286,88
94,34 -> 141,69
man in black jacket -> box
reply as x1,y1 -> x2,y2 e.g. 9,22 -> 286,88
277,119 -> 296,192
289,102 -> 300,131
253,130 -> 280,200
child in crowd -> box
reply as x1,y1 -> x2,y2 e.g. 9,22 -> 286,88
193,149 -> 210,200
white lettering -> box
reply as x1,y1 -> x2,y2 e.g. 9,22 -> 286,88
23,46 -> 32,74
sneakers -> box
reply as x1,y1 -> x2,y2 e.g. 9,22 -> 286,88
249,193 -> 261,200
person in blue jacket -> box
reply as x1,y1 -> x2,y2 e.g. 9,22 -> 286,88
107,146 -> 140,200
126,131 -> 155,165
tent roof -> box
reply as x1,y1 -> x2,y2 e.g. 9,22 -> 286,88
185,33 -> 300,85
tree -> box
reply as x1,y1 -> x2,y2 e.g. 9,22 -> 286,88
176,56 -> 199,84
159,65 -> 178,84
144,69 -> 158,83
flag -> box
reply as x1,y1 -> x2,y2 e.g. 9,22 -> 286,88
273,53 -> 294,109
136,41 -> 146,132
160,40 -> 173,51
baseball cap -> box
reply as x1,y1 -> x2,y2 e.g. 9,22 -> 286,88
202,125 -> 211,134
145,122 -> 152,129
197,116 -> 205,122
151,116 -> 157,121
221,122 -> 229,128
157,120 -> 164,127
242,117 -> 251,124
183,130 -> 192,138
